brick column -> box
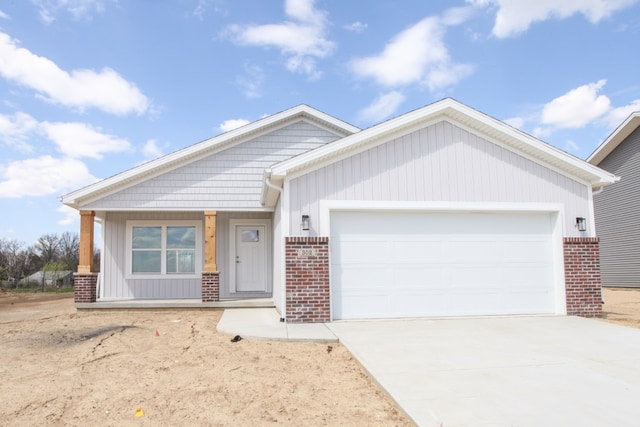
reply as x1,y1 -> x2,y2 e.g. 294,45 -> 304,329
285,237 -> 330,323
74,273 -> 98,303
563,237 -> 602,317
202,272 -> 220,302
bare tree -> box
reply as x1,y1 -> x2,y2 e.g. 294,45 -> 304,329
34,234 -> 61,267
2,239 -> 25,287
59,232 -> 80,271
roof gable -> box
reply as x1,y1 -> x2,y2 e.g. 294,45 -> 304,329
62,105 -> 359,208
268,98 -> 618,187
588,112 -> 640,165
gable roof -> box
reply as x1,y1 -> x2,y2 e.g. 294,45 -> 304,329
587,112 -> 640,166
264,98 -> 618,202
61,105 -> 360,208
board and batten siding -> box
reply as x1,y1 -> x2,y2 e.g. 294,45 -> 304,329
289,121 -> 591,236
102,211 -> 272,299
593,126 -> 640,287
85,121 -> 342,211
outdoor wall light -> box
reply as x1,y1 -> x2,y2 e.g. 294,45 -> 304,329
301,215 -> 310,231
576,217 -> 587,232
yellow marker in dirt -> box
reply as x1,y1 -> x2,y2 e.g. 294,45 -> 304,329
135,408 -> 144,417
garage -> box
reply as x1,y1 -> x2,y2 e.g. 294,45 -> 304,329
330,210 -> 559,320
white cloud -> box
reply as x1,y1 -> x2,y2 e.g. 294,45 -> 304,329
0,10 -> 9,19
0,155 -> 97,198
0,112 -> 38,152
57,204 -> 78,226
33,0 -> 115,23
219,119 -> 250,133
350,9 -> 474,92
0,32 -> 149,115
565,140 -> 580,152
40,121 -> 131,159
541,80 -> 611,128
344,21 -> 367,32
469,0 -> 638,38
504,116 -> 525,129
225,0 -> 334,79
142,139 -> 164,159
236,64 -> 264,99
358,91 -> 407,123
604,99 -> 640,127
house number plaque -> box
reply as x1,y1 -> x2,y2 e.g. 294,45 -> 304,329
298,248 -> 317,257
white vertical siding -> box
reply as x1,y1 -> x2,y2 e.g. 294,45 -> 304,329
85,121 -> 342,210
102,211 -> 202,299
102,211 -> 272,299
288,121 -> 591,236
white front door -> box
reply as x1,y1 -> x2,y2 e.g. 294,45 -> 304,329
232,223 -> 268,293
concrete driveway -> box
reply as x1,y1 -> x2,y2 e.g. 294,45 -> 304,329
326,316 -> 640,427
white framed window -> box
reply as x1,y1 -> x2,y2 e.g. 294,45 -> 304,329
126,221 -> 202,278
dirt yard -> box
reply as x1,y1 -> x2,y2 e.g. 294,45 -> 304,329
1,288 -> 639,426
0,292 -> 411,426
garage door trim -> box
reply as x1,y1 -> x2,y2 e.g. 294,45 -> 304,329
319,200 -> 567,321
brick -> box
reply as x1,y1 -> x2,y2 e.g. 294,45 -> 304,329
563,238 -> 602,318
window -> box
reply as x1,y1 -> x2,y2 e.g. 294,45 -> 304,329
128,221 -> 200,277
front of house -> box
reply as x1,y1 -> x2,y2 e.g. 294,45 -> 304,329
62,99 -> 617,322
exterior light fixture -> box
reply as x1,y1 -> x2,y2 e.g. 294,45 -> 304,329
576,217 -> 587,232
301,215 -> 310,231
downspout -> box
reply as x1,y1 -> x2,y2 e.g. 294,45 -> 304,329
264,170 -> 286,322
264,170 -> 283,196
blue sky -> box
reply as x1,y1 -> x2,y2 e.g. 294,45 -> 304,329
1,0 -> 639,245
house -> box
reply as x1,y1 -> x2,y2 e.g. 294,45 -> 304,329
61,98 -> 617,322
22,270 -> 74,287
588,112 -> 640,288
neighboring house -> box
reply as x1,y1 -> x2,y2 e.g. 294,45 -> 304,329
22,270 -> 74,287
588,112 -> 640,288
62,99 -> 617,322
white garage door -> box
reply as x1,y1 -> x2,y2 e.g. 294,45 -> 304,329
330,211 -> 557,320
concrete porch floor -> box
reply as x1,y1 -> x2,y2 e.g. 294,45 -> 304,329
75,297 -> 275,310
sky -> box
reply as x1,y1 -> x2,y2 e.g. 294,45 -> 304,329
1,0 -> 640,246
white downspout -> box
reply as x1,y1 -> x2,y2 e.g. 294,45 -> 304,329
264,170 -> 286,321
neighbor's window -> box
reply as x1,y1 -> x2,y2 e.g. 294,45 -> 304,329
130,223 -> 198,276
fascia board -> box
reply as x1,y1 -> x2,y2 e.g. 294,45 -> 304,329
587,112 -> 640,165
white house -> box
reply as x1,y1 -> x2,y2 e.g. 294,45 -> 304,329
62,99 -> 617,322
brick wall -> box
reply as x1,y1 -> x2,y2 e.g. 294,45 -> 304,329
73,273 -> 98,303
564,237 -> 602,317
285,237 -> 330,323
201,272 -> 220,302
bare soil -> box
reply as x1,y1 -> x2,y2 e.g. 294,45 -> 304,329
0,292 -> 411,426
1,288 -> 639,426
600,287 -> 640,329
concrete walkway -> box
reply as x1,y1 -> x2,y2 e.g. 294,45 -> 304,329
217,308 -> 338,342
218,310 -> 640,427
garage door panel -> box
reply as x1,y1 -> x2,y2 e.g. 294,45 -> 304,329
330,211 -> 558,320
333,238 -> 388,263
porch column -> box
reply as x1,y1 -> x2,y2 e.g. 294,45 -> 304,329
78,210 -> 95,273
74,210 -> 97,303
204,211 -> 218,272
202,211 -> 220,302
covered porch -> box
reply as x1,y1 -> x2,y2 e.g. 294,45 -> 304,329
73,210 -> 277,307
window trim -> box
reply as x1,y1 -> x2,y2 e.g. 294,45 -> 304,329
126,220 -> 202,279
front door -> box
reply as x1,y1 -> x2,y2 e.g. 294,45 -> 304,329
231,223 -> 268,293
